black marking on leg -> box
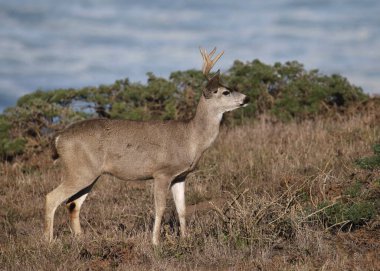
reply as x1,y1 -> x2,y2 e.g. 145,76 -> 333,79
66,176 -> 100,204
68,202 -> 76,212
170,174 -> 187,187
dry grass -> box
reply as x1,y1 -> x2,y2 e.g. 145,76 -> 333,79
1,112 -> 379,270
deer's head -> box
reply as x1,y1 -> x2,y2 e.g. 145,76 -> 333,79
200,47 -> 249,114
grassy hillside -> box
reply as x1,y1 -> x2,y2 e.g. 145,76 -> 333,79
1,110 -> 379,270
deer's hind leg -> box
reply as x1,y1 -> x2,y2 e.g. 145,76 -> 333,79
44,174 -> 99,242
65,178 -> 98,236
66,194 -> 88,235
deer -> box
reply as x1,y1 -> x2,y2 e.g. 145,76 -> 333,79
44,47 -> 249,245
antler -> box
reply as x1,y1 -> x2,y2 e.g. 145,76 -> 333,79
199,47 -> 224,78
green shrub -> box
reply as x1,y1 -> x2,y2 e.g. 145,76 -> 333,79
355,144 -> 380,170
345,181 -> 363,198
345,201 -> 375,224
317,201 -> 375,229
0,117 -> 26,160
374,144 -> 380,155
0,59 -> 370,161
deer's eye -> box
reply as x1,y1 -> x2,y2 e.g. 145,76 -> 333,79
222,90 -> 231,96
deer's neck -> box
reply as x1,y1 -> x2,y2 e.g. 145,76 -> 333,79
189,96 -> 223,153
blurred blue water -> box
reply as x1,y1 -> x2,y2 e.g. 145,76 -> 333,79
0,0 -> 379,111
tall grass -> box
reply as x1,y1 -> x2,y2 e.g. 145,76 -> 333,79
0,111 -> 379,270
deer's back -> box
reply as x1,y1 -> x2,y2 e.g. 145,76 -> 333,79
55,118 -> 194,180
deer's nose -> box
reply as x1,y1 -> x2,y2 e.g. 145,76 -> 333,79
241,96 -> 250,105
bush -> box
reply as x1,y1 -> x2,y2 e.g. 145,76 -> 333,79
355,144 -> 380,170
0,59 -> 369,161
0,117 -> 27,160
315,178 -> 378,230
227,60 -> 367,121
317,201 -> 375,229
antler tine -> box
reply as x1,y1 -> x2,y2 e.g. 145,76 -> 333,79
209,47 -> 217,58
200,47 -> 207,65
199,47 -> 209,75
199,46 -> 224,77
212,50 -> 224,66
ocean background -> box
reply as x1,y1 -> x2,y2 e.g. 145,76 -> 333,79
0,0 -> 379,112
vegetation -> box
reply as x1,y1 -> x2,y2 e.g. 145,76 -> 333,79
0,60 -> 370,161
1,110 -> 379,270
0,116 -> 26,159
356,144 -> 380,170
0,60 -> 379,269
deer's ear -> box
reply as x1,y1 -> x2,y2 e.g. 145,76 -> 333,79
204,70 -> 220,98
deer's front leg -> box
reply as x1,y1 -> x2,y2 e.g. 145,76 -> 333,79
152,175 -> 171,245
171,180 -> 187,238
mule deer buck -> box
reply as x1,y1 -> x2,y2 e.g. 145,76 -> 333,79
44,47 -> 249,245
